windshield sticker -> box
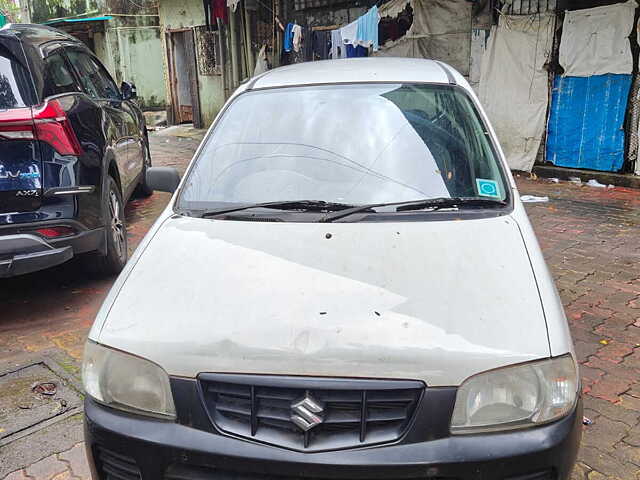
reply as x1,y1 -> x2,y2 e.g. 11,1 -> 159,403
476,179 -> 501,198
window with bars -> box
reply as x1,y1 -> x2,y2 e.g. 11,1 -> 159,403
194,26 -> 221,76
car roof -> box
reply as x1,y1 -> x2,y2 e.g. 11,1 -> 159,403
0,24 -> 82,48
248,58 -> 464,90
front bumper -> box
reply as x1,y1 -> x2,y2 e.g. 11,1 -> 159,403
84,391 -> 582,480
0,221 -> 104,277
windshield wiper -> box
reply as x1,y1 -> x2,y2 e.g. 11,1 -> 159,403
395,197 -> 507,212
199,200 -> 358,218
319,197 -> 507,223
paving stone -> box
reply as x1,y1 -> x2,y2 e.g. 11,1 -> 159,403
575,341 -> 602,363
619,394 -> 640,413
585,356 -> 640,383
595,341 -> 635,364
627,385 -> 640,399
2,471 -> 29,480
612,442 -> 640,468
582,416 -> 629,450
580,365 -> 606,385
25,455 -> 68,480
583,396 -> 640,427
586,472 -> 614,480
623,426 -> 640,447
571,462 -> 591,480
58,443 -> 90,480
580,445 -> 639,479
588,375 -> 633,403
50,472 -> 71,480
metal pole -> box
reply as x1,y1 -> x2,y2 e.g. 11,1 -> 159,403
244,3 -> 255,76
274,0 -> 281,67
229,6 -> 240,88
217,18 -> 230,99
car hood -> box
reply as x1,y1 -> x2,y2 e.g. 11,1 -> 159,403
95,214 -> 551,386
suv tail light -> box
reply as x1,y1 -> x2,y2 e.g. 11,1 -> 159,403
0,100 -> 83,155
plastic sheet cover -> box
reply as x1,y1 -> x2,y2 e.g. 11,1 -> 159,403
374,0 -> 472,75
546,74 -> 632,172
478,14 -> 554,172
559,1 -> 636,77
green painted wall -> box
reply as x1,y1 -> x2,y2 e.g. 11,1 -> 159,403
112,27 -> 165,108
31,0 -> 167,109
158,0 -> 225,126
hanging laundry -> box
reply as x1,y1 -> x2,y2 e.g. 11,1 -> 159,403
211,0 -> 227,24
339,19 -> 358,47
356,5 -> 379,51
313,30 -> 330,60
346,44 -> 368,58
292,24 -> 303,53
330,29 -> 346,59
284,23 -> 295,53
226,0 -> 239,12
303,26 -> 314,61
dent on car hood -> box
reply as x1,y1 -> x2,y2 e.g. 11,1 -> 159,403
96,215 -> 551,386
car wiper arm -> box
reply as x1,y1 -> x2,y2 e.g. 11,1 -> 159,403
200,200 -> 358,218
319,197 -> 506,223
395,197 -> 507,212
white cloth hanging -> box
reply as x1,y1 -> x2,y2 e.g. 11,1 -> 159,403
330,29 -> 347,59
559,0 -> 636,77
339,19 -> 358,46
227,0 -> 240,12
292,24 -> 303,53
479,14 -> 555,172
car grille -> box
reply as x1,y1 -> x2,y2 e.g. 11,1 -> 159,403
199,375 -> 424,452
95,446 -> 142,480
165,465 -> 454,480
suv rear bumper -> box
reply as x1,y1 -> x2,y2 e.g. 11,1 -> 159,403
84,396 -> 582,480
0,221 -> 104,277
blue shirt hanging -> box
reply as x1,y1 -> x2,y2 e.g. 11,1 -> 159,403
284,23 -> 295,53
356,6 -> 379,51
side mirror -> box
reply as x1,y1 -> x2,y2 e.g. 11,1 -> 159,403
121,81 -> 137,100
147,167 -> 181,193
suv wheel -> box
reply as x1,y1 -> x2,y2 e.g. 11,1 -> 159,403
86,176 -> 128,275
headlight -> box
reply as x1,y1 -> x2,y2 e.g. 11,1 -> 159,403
451,355 -> 578,434
82,341 -> 176,419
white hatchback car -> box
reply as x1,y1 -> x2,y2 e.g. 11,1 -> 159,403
83,58 -> 581,480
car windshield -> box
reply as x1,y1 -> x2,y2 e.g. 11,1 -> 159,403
179,83 -> 507,212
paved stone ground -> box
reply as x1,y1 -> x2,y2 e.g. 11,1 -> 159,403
1,132 -> 639,478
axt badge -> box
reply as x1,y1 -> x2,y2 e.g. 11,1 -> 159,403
476,178 -> 501,199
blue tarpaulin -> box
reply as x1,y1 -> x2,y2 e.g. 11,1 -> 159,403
43,16 -> 112,25
546,73 -> 632,172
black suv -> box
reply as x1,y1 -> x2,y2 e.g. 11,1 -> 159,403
0,24 -> 152,277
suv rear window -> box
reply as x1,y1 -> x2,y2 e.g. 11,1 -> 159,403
0,46 -> 33,108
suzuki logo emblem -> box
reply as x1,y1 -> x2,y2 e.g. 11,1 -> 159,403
291,394 -> 324,431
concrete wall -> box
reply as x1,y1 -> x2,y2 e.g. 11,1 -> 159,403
158,0 -> 226,126
30,0 -> 167,109
111,26 -> 165,108
103,15 -> 166,109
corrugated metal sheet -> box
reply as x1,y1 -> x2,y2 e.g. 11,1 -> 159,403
546,73 -> 632,172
